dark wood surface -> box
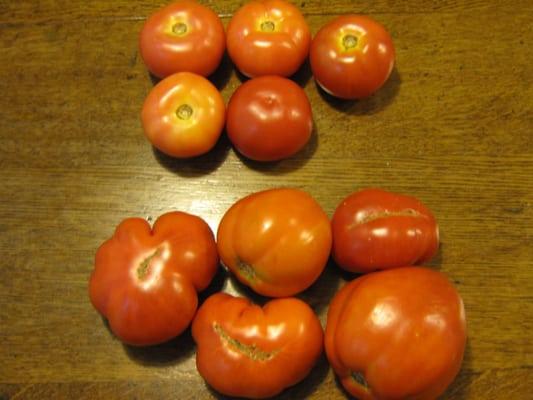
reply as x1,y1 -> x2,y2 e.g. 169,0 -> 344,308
1,1 -> 532,399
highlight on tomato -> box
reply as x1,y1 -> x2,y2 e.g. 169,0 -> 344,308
89,211 -> 218,346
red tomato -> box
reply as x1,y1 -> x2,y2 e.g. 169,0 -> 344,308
226,0 -> 311,77
217,188 -> 332,297
192,292 -> 323,398
89,212 -> 218,346
141,72 -> 225,158
139,1 -> 225,78
226,76 -> 313,161
310,15 -> 395,99
332,188 -> 439,273
325,267 -> 467,400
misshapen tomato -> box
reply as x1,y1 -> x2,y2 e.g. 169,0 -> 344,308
89,212 -> 218,346
325,267 -> 466,400
332,188 -> 439,273
217,188 -> 332,297
192,293 -> 323,398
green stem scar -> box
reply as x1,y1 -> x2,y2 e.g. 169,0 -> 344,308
172,22 -> 187,35
176,104 -> 193,120
213,323 -> 277,361
343,34 -> 358,49
260,20 -> 275,32
236,258 -> 257,282
137,248 -> 161,279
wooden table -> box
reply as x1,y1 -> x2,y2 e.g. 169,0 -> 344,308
1,1 -> 532,398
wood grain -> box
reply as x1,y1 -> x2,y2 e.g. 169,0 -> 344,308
1,0 -> 532,399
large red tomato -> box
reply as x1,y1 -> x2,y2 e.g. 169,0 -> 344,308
141,72 -> 225,158
217,188 -> 332,297
325,267 -> 467,400
310,15 -> 395,99
139,1 -> 225,78
226,0 -> 311,77
192,293 -> 323,398
226,76 -> 313,161
89,212 -> 218,346
332,188 -> 439,273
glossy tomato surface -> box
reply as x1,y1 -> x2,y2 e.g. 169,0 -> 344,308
141,72 -> 225,158
332,188 -> 439,273
89,212 -> 218,346
226,76 -> 313,161
192,293 -> 323,398
310,15 -> 395,99
226,0 -> 311,77
217,188 -> 332,297
325,267 -> 467,400
139,1 -> 225,78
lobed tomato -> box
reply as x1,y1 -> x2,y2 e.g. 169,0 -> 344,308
226,0 -> 311,77
217,188 -> 332,297
310,15 -> 395,99
89,212 -> 218,346
192,292 -> 323,398
226,76 -> 313,161
332,188 -> 439,273
325,267 -> 466,400
139,1 -> 225,78
141,72 -> 225,158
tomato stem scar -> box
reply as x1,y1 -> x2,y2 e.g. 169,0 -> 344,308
351,371 -> 369,389
357,208 -> 424,225
137,248 -> 161,279
172,22 -> 188,35
343,34 -> 358,49
213,323 -> 277,361
176,104 -> 193,120
236,258 -> 257,282
260,21 -> 275,32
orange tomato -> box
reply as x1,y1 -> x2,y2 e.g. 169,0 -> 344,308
192,293 -> 323,398
217,188 -> 332,297
141,72 -> 225,158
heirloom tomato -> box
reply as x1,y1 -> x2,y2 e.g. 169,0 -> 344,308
89,212 -> 218,346
192,293 -> 323,398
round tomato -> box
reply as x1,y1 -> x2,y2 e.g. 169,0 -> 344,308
226,0 -> 311,77
139,1 -> 225,78
89,212 -> 218,346
325,267 -> 466,400
217,188 -> 331,297
332,188 -> 439,273
192,292 -> 323,398
226,76 -> 313,161
310,15 -> 395,99
141,72 -> 225,158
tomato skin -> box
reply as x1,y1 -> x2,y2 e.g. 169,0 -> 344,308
325,267 -> 466,400
217,188 -> 332,297
89,212 -> 218,346
310,15 -> 395,99
141,72 -> 225,158
139,1 -> 225,78
192,293 -> 323,398
226,76 -> 313,161
226,0 -> 311,77
332,188 -> 439,273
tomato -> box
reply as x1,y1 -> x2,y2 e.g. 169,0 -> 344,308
332,188 -> 439,273
310,15 -> 395,99
217,188 -> 331,297
325,267 -> 467,400
226,76 -> 313,161
226,0 -> 311,77
139,1 -> 225,78
141,72 -> 225,158
192,292 -> 323,398
89,212 -> 218,346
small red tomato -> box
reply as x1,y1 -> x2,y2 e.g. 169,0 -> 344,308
226,76 -> 313,161
226,0 -> 311,77
141,72 -> 225,158
192,293 -> 324,398
139,1 -> 225,78
332,188 -> 439,273
310,15 -> 395,99
326,267 -> 467,400
89,212 -> 218,346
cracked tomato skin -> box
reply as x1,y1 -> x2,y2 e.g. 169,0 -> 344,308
192,292 -> 323,398
217,188 -> 332,297
325,267 -> 467,400
89,212 -> 218,346
332,188 -> 439,273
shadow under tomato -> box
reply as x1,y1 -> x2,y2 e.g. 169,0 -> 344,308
222,270 -> 272,307
426,242 -> 444,271
198,264 -> 230,305
439,339 -> 474,399
316,67 -> 401,116
209,51 -> 234,92
290,58 -> 313,88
